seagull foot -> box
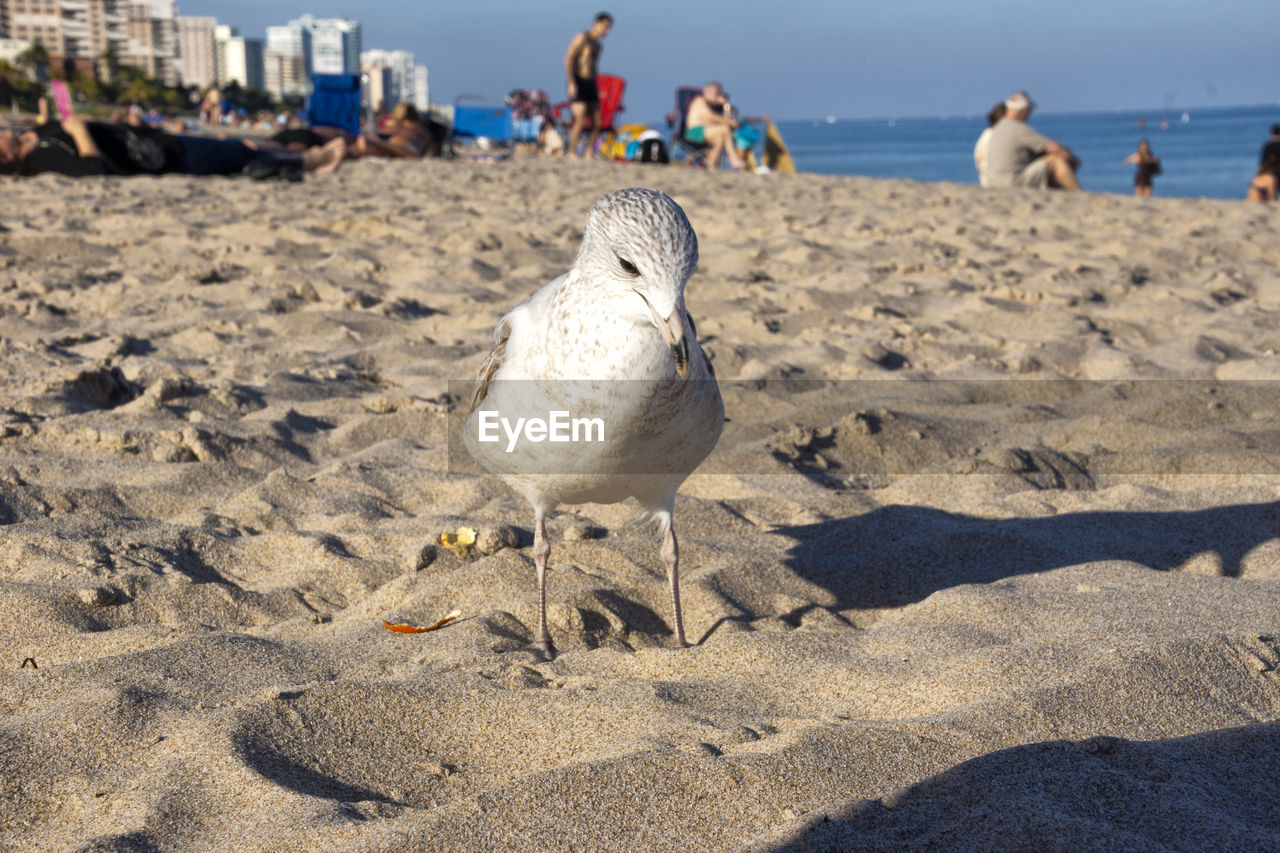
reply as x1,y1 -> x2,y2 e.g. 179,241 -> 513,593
527,637 -> 557,662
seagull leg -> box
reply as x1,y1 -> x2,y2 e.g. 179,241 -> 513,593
531,512 -> 556,660
661,520 -> 688,648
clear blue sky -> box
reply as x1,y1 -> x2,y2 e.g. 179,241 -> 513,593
181,0 -> 1279,124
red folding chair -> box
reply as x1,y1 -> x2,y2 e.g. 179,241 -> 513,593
551,73 -> 626,157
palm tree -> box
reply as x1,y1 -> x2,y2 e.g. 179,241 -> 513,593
101,47 -> 121,83
0,57 -> 44,110
15,42 -> 51,82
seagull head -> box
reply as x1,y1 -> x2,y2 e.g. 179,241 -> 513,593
577,188 -> 700,378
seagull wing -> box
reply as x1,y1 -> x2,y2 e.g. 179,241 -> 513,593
469,314 -> 510,415
469,272 -> 570,413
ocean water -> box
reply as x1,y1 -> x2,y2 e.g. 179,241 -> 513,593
774,105 -> 1280,200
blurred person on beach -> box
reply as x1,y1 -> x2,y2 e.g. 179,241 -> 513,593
272,103 -> 443,160
973,102 -> 1007,187
985,91 -> 1080,191
200,87 -> 222,127
363,102 -> 435,158
722,91 -> 763,168
1247,154 -> 1277,202
685,82 -> 748,171
1123,139 -> 1161,197
509,89 -> 563,156
1261,125 -> 1280,180
564,12 -> 613,159
0,115 -> 345,179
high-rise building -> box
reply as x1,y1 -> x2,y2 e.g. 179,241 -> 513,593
1,0 -> 67,58
360,47 -> 413,108
214,24 -> 262,91
176,15 -> 216,90
263,50 -> 306,101
288,15 -> 359,76
0,38 -> 31,66
263,23 -> 307,100
0,0 -> 177,82
363,63 -> 391,113
0,0 -> 116,75
412,64 -> 428,111
124,0 -> 178,85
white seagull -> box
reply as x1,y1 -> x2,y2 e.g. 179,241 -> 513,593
464,188 -> 723,657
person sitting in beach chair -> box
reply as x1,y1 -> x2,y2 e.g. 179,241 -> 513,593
985,91 -> 1080,191
683,82 -> 748,171
668,86 -> 708,164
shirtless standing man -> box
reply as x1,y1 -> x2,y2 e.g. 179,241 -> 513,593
564,12 -> 613,159
685,82 -> 747,170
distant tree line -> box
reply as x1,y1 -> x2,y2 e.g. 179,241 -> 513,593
1,43 -> 301,117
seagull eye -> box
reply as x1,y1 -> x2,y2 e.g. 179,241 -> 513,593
618,257 -> 640,276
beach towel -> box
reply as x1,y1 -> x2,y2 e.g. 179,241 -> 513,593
50,81 -> 74,119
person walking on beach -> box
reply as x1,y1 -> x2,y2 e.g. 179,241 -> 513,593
1260,125 -> 1280,181
973,101 -> 1006,187
984,91 -> 1081,191
563,12 -> 613,159
1123,139 -> 1161,197
1247,154 -> 1277,202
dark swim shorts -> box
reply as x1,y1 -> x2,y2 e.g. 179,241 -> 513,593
572,75 -> 599,106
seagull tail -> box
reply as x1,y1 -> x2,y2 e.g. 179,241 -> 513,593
630,507 -> 674,532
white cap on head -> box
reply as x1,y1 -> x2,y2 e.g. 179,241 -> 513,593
1005,91 -> 1035,112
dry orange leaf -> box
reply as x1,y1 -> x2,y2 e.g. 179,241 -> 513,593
383,609 -> 462,634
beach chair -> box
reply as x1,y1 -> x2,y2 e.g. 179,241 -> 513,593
306,73 -> 363,136
449,94 -> 514,160
668,86 -> 710,165
550,73 -> 626,158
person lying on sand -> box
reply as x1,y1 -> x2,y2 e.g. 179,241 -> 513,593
360,103 -> 434,159
271,103 -> 441,162
0,115 -> 344,180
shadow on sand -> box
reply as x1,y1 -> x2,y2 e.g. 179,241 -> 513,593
776,500 -> 1280,610
761,722 -> 1280,851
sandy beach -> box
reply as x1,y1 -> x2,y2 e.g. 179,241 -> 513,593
2,157 -> 1279,851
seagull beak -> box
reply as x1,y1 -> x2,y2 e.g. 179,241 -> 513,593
636,289 -> 692,378
657,310 -> 690,379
